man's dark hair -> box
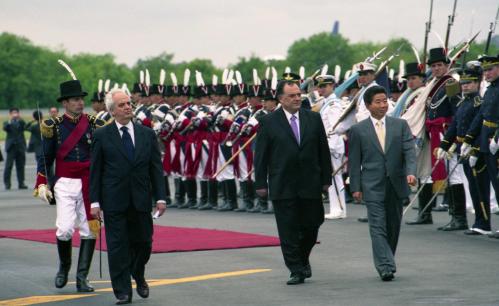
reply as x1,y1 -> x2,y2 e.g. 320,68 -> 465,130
276,80 -> 299,99
364,86 -> 387,105
9,107 -> 19,113
33,110 -> 42,121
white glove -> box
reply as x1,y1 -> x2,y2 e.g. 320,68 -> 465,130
490,138 -> 499,155
436,148 -> 447,160
153,121 -> 162,133
469,155 -> 478,168
37,184 -> 53,204
136,111 -> 146,121
460,142 -> 471,157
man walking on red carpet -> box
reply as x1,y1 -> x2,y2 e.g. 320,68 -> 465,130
90,89 -> 166,305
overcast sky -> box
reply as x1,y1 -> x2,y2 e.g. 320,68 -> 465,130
1,0 -> 497,67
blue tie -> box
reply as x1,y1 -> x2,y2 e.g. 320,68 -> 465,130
120,126 -> 134,160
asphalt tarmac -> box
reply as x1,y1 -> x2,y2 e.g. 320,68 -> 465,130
1,153 -> 499,306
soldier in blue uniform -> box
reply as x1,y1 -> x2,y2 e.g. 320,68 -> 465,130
461,54 -> 499,237
437,66 -> 483,232
34,79 -> 106,292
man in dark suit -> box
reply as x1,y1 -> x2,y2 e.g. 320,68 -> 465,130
3,107 -> 27,190
90,89 -> 166,304
348,86 -> 416,281
255,79 -> 332,285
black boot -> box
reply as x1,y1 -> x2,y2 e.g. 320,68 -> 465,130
262,201 -> 274,214
197,180 -> 208,210
244,180 -> 255,211
234,181 -> 249,212
178,179 -> 191,209
406,183 -> 434,225
172,178 -> 185,208
218,180 -> 236,211
433,187 -> 449,211
76,239 -> 96,292
185,179 -> 198,209
441,184 -> 468,231
200,180 -> 217,210
55,238 -> 72,289
164,176 -> 173,207
249,195 -> 265,213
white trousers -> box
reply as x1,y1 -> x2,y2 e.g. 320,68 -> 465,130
216,146 -> 235,181
327,155 -> 346,217
54,177 -> 93,241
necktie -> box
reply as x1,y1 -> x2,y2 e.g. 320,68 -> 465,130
120,126 -> 135,160
375,120 -> 385,152
290,115 -> 300,144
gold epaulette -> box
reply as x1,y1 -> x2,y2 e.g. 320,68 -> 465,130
40,116 -> 62,138
473,96 -> 482,107
87,114 -> 107,128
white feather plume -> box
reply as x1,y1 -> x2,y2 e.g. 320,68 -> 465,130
98,79 -> 103,92
265,67 -> 270,80
410,45 -> 421,64
271,67 -> 278,80
432,31 -> 445,49
321,64 -> 328,76
140,70 -> 144,83
389,69 -> 395,80
235,70 -> 243,84
122,84 -> 131,96
113,83 -> 119,90
398,60 -> 405,83
284,66 -> 291,73
160,69 -> 166,85
345,70 -> 352,79
222,68 -> 229,85
170,73 -> 178,86
253,69 -> 259,85
145,69 -> 151,86
104,79 -> 111,92
299,66 -> 305,79
195,71 -> 205,86
226,70 -> 234,85
271,68 -> 278,90
212,75 -> 218,86
231,79 -> 237,85
183,69 -> 191,86
256,76 -> 261,85
334,65 -> 341,83
57,59 -> 77,80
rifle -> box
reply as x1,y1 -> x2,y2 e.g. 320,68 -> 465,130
485,6 -> 499,54
422,0 -> 434,70
444,0 -> 458,50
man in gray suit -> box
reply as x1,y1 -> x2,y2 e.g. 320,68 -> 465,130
348,86 -> 416,281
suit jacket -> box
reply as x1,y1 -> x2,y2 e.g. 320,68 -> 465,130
90,122 -> 166,213
254,108 -> 332,200
3,119 -> 26,152
348,116 -> 416,202
26,120 -> 42,154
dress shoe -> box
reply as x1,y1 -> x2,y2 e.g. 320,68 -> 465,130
380,272 -> 394,281
406,216 -> 433,225
432,204 -> 448,212
5,184 -> 11,190
115,295 -> 132,305
357,217 -> 368,223
286,273 -> 305,285
325,213 -> 346,220
136,280 -> 149,298
18,184 -> 28,189
487,231 -> 499,239
439,220 -> 468,231
464,228 -> 491,236
303,264 -> 312,279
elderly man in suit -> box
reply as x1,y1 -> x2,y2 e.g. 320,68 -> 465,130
3,107 -> 27,190
348,86 -> 416,281
255,78 -> 332,285
90,89 -> 166,305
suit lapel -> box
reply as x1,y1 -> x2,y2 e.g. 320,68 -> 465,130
298,109 -> 306,147
384,117 -> 392,153
109,123 -> 131,162
133,123 -> 143,163
365,119 -> 384,154
276,108 -> 299,146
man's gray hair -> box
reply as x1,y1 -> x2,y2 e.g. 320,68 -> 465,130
104,88 -> 127,112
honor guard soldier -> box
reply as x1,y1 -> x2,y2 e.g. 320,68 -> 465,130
437,66 -> 483,232
34,62 -> 105,293
461,54 -> 499,237
316,74 -> 346,219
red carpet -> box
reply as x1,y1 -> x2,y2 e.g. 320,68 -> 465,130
0,225 -> 280,253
